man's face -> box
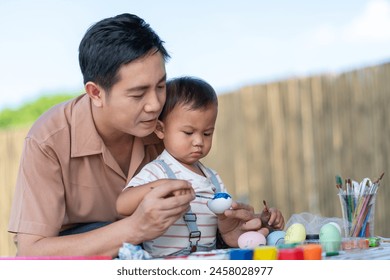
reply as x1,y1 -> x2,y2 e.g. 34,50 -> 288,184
98,51 -> 166,138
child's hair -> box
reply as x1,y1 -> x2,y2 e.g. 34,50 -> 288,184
160,76 -> 218,121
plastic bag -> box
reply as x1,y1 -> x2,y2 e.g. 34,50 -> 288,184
285,212 -> 345,236
116,243 -> 152,260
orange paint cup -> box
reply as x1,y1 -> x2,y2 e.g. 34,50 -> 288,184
301,244 -> 322,260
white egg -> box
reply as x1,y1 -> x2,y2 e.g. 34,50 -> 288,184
207,192 -> 232,214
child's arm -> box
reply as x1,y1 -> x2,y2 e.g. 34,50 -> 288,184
116,179 -> 193,216
116,181 -> 161,216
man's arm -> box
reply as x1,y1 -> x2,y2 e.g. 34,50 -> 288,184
16,180 -> 195,257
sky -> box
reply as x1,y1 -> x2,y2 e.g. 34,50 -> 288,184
1,0 -> 390,110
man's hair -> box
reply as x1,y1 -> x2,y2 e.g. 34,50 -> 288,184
160,76 -> 218,121
79,13 -> 170,92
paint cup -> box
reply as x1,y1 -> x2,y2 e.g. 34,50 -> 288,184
253,246 -> 278,260
301,244 -> 322,260
277,247 -> 304,260
338,192 -> 376,237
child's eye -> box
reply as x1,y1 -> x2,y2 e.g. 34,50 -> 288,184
183,131 -> 193,135
204,130 -> 214,136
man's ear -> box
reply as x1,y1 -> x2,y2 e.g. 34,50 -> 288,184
154,120 -> 165,140
85,82 -> 104,107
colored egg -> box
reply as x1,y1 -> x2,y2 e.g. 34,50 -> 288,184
319,223 -> 341,253
327,222 -> 342,234
207,192 -> 232,214
238,231 -> 266,249
284,223 -> 306,244
266,230 -> 286,246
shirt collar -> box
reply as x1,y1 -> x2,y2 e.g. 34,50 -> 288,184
71,94 -> 104,157
70,93 -> 162,162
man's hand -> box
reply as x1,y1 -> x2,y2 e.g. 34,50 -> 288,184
128,179 -> 195,242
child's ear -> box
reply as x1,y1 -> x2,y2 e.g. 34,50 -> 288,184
154,120 -> 165,139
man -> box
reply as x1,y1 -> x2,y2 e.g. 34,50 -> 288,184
8,13 -> 284,257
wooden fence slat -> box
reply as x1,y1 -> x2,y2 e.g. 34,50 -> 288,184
1,127 -> 28,256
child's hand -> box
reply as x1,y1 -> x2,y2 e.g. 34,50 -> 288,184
260,207 -> 285,230
155,179 -> 193,198
172,188 -> 193,197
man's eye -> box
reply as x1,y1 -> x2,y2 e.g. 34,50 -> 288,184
129,91 -> 145,99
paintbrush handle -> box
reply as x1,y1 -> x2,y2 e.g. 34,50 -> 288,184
196,194 -> 213,200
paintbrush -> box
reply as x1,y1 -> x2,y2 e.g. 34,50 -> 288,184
195,194 -> 213,200
260,200 -> 272,228
335,175 -> 344,194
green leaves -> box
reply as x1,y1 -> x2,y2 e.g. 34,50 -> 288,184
0,93 -> 79,129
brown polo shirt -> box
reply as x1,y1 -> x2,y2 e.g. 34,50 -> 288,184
8,94 -> 164,237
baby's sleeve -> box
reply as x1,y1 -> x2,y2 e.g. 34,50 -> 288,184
123,161 -> 167,190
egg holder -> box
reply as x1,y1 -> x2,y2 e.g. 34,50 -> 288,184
283,237 -> 377,253
311,237 -> 379,252
340,237 -> 381,250
279,237 -> 378,253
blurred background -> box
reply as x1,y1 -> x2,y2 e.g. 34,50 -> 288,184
1,0 -> 390,256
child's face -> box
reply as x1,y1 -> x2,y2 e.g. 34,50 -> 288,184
159,103 -> 217,168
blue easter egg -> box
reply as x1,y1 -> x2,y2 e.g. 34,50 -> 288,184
266,230 -> 286,246
213,192 -> 232,199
